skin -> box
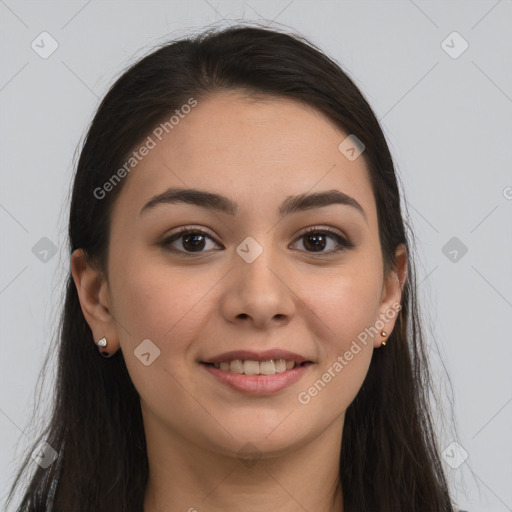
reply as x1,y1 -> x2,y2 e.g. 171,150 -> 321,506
71,90 -> 407,512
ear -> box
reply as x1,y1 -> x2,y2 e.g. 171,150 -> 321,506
70,249 -> 120,354
374,243 -> 408,347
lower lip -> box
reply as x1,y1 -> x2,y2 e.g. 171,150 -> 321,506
201,362 -> 313,395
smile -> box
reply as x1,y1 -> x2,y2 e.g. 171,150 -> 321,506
203,359 -> 310,375
201,360 -> 314,395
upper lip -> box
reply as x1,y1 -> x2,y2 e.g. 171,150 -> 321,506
201,349 -> 312,364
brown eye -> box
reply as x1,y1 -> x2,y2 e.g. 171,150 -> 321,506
160,229 -> 221,254
302,232 -> 329,252
292,228 -> 354,254
159,226 -> 354,256
181,232 -> 206,252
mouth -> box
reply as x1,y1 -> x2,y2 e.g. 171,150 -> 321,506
199,349 -> 315,394
200,359 -> 314,395
201,359 -> 313,375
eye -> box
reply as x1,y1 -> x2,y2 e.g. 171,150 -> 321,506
159,228 -> 221,254
159,226 -> 355,255
291,227 -> 354,254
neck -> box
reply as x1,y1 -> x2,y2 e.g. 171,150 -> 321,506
142,412 -> 345,512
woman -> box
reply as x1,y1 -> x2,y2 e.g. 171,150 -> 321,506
7,25 -> 459,511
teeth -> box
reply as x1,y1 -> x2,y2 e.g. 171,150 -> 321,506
243,360 -> 260,375
230,360 -> 243,373
275,359 -> 286,372
210,359 -> 300,375
259,360 -> 275,375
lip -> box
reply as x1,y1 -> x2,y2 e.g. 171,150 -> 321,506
201,349 -> 312,365
201,361 -> 314,395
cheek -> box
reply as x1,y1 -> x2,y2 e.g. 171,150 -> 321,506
303,260 -> 383,347
295,257 -> 383,402
109,259 -> 216,413
109,254 -> 213,355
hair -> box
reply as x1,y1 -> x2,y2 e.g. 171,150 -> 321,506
6,24 -> 457,512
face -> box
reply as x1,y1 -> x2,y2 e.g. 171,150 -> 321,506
74,90 -> 405,460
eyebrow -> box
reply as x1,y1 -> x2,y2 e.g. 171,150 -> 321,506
139,187 -> 367,222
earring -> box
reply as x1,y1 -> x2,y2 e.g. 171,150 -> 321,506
96,337 -> 113,358
381,331 -> 388,347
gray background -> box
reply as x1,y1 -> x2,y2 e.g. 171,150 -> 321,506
1,1 -> 511,510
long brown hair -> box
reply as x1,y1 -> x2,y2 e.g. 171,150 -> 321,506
7,24 -> 457,511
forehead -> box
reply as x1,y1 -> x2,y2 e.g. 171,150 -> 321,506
111,91 -> 376,226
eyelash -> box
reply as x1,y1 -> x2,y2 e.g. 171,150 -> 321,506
158,225 -> 355,256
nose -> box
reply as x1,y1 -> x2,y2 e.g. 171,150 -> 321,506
219,244 -> 296,330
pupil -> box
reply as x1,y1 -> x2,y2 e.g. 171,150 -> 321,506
183,234 -> 205,251
304,234 -> 326,252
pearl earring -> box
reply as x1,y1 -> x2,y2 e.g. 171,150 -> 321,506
96,337 -> 113,358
